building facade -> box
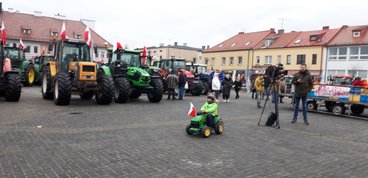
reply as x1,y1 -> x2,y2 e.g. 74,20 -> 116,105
324,25 -> 368,81
147,43 -> 203,63
0,11 -> 112,62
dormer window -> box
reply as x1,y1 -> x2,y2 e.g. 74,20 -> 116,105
75,34 -> 82,39
245,41 -> 251,46
231,43 -> 237,47
22,29 -> 31,34
51,31 -> 58,37
353,31 -> 361,37
264,39 -> 272,47
294,39 -> 301,44
218,44 -> 224,48
310,35 -> 318,41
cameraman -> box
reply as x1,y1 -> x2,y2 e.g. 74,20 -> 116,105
291,64 -> 313,125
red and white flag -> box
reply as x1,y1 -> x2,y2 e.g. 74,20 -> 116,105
19,38 -> 25,51
113,42 -> 123,51
84,26 -> 92,47
60,21 -> 66,40
188,102 -> 197,118
141,46 -> 147,64
1,21 -> 6,44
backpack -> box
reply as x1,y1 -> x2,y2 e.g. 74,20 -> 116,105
265,112 -> 277,127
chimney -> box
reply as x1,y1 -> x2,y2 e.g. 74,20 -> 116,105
278,29 -> 285,34
174,42 -> 178,46
342,25 -> 348,28
322,26 -> 329,30
202,46 -> 206,50
270,28 -> 275,32
206,45 -> 210,49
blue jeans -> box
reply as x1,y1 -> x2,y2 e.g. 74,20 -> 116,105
178,87 -> 185,99
197,112 -> 214,127
293,96 -> 308,122
272,92 -> 276,103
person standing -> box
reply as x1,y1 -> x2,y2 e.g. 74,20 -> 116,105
291,64 -> 313,125
165,69 -> 178,100
222,74 -> 234,102
255,75 -> 265,108
251,76 -> 256,99
234,76 -> 242,99
279,76 -> 286,103
178,70 -> 186,100
212,72 -> 221,99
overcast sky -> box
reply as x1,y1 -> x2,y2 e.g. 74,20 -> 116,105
3,0 -> 367,48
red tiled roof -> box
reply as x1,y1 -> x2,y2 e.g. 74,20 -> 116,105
253,31 -> 301,49
0,11 -> 112,47
203,29 -> 276,52
328,25 -> 368,46
286,28 -> 341,47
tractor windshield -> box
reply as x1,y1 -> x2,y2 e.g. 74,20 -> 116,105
173,60 -> 186,72
197,66 -> 207,73
62,43 -> 90,62
4,48 -> 23,61
113,52 -> 140,67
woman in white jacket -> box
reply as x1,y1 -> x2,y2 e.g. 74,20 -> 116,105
212,73 -> 221,99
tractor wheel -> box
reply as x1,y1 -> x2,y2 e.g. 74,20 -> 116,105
332,104 -> 346,115
5,73 -> 22,102
129,89 -> 141,98
148,78 -> 163,103
190,81 -> 203,96
80,91 -> 94,100
214,121 -> 224,135
96,74 -> 114,105
186,124 -> 193,135
351,104 -> 365,116
53,73 -> 72,105
41,67 -> 53,100
307,101 -> 318,111
201,126 -> 211,138
24,64 -> 36,86
114,77 -> 131,103
202,82 -> 209,95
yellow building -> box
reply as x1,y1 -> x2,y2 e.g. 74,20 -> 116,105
202,29 -> 275,74
147,42 -> 203,63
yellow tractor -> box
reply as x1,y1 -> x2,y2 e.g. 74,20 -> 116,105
41,39 -> 114,105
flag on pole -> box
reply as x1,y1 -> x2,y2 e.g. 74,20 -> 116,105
19,39 -> 25,51
1,21 -> 6,44
188,102 -> 197,118
142,46 -> 147,64
84,26 -> 92,47
60,21 -> 66,40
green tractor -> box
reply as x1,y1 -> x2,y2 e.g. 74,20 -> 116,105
186,114 -> 224,138
4,45 -> 40,86
100,48 -> 163,103
0,42 -> 22,101
41,39 -> 114,105
34,54 -> 53,83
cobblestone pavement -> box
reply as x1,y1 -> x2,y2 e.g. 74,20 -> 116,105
1,87 -> 368,178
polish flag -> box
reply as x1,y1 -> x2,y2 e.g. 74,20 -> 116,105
141,46 -> 147,64
188,102 -> 197,118
84,26 -> 92,47
60,21 -> 66,40
1,21 -> 6,44
113,42 -> 123,51
19,39 -> 25,51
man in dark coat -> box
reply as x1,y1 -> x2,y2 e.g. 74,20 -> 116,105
165,68 -> 179,100
291,64 -> 313,125
234,76 -> 242,99
177,70 -> 187,100
222,74 -> 233,102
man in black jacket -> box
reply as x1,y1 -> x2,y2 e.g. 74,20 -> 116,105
178,70 -> 187,100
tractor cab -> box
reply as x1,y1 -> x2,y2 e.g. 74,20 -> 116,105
327,75 -> 353,86
4,46 -> 24,69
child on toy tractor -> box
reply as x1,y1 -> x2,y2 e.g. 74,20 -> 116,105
186,93 -> 224,138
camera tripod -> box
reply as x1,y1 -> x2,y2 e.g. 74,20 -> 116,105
257,78 -> 281,129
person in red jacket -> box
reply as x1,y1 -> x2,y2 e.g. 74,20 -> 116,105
352,77 -> 365,87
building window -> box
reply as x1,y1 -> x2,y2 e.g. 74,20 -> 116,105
349,46 -> 368,60
24,46 -> 31,53
296,54 -> 306,64
51,32 -> 58,37
75,34 -> 82,39
264,40 -> 272,47
34,46 -> 38,53
256,56 -> 260,64
205,58 -> 209,65
231,43 -> 237,47
211,58 -> 215,66
229,57 -> 234,65
277,55 -> 281,64
348,70 -> 367,78
338,47 -> 347,59
327,70 -> 345,77
22,29 -> 31,34
312,54 -> 317,64
238,56 -> 243,65
101,51 -> 105,58
286,55 -> 291,65
221,57 -> 226,66
310,35 -> 317,41
264,56 -> 272,64
353,31 -> 361,37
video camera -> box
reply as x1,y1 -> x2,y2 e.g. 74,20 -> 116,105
265,63 -> 287,81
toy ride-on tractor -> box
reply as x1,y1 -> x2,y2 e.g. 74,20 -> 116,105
186,113 -> 224,138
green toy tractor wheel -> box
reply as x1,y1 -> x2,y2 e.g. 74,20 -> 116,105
186,124 -> 193,135
202,126 -> 211,138
214,121 -> 224,135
